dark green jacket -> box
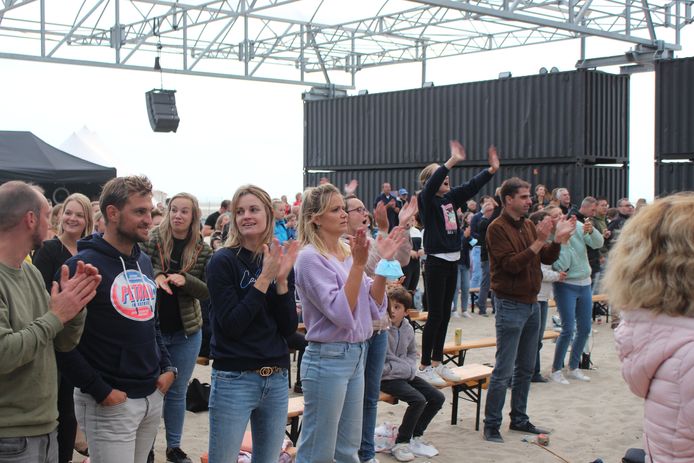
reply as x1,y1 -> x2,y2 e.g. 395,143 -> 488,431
140,229 -> 213,335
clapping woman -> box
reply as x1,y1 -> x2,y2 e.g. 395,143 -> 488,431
206,185 -> 299,463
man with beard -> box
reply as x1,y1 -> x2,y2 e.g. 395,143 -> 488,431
0,181 -> 100,463
56,176 -> 175,463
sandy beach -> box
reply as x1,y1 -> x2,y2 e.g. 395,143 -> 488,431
124,309 -> 642,463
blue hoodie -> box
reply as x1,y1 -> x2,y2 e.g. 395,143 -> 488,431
55,234 -> 171,403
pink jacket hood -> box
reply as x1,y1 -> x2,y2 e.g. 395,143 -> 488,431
614,309 -> 694,463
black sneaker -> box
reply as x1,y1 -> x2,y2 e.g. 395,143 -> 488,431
293,381 -> 303,394
166,447 -> 192,463
483,428 -> 504,443
509,421 -> 550,435
531,375 -> 549,383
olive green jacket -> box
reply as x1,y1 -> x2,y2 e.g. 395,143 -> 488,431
140,229 -> 213,335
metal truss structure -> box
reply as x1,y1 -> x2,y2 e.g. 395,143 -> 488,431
0,0 -> 692,88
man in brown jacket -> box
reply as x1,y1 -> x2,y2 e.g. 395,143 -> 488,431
482,177 -> 574,443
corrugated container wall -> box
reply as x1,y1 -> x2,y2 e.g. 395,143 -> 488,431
304,70 -> 628,169
655,57 -> 694,159
655,161 -> 694,195
305,164 -> 627,209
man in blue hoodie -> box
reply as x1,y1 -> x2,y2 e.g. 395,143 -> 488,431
56,176 -> 175,463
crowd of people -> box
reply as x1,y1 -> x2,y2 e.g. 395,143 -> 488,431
0,137 -> 690,463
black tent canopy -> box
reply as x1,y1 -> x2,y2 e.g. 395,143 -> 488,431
0,131 -> 116,201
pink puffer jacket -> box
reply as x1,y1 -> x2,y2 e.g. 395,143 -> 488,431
614,309 -> 694,463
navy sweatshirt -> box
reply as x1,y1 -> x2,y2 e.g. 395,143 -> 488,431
55,234 -> 171,402
418,165 -> 494,255
207,246 -> 298,372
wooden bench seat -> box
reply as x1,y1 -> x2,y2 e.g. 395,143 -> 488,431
378,363 -> 493,430
442,330 -> 560,366
407,309 -> 428,332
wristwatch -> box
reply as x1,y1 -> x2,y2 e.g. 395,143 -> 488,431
162,366 -> 178,379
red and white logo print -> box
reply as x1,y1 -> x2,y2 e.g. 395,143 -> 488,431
110,269 -> 157,321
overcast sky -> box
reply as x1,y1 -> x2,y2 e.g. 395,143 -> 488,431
1,14 -> 692,208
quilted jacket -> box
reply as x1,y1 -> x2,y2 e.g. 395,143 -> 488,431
615,309 -> 694,463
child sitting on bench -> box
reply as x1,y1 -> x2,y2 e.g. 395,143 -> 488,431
381,286 -> 445,461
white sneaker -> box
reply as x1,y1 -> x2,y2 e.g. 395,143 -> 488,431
549,370 -> 570,385
567,368 -> 591,382
362,459 -> 379,463
433,363 -> 461,382
391,443 -> 415,462
416,366 -> 448,387
409,437 -> 439,457
462,311 -> 473,319
451,310 -> 462,318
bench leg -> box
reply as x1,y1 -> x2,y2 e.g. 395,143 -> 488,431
457,350 -> 467,366
451,386 -> 459,426
475,383 -> 482,431
287,417 -> 301,445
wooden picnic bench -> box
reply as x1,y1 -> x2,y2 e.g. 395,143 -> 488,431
442,330 -> 560,366
379,363 -> 493,430
406,309 -> 428,332
286,396 -> 305,444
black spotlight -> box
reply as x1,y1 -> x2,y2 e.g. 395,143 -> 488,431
145,89 -> 179,133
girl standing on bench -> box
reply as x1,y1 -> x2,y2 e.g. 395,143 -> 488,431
381,286 -> 444,462
417,140 -> 498,385
294,184 -> 403,463
206,185 -> 299,463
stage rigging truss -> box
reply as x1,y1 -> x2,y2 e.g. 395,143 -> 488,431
0,0 -> 692,87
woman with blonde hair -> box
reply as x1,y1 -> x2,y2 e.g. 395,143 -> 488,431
33,192 -> 93,463
140,192 -> 213,463
608,193 -> 694,463
294,183 -> 403,463
205,185 -> 299,463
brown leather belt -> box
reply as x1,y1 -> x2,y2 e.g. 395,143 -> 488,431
253,366 -> 284,377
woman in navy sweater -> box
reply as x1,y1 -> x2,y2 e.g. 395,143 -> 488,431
416,140 -> 499,385
206,185 -> 299,463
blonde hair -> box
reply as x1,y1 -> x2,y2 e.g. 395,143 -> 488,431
419,163 -> 439,188
155,192 -> 203,273
298,183 -> 349,258
603,192 -> 694,317
58,193 -> 94,238
225,185 -> 274,256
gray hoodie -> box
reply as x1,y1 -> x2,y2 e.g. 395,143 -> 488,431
381,319 -> 418,381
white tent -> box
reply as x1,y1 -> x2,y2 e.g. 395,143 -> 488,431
60,126 -> 116,168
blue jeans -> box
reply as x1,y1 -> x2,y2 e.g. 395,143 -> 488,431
534,301 -> 549,378
552,282 -> 593,371
359,331 -> 388,462
453,264 -> 471,312
470,247 -> 482,288
483,298 -> 540,431
296,341 -> 366,463
478,260 -> 492,314
161,329 -> 202,449
208,368 -> 289,463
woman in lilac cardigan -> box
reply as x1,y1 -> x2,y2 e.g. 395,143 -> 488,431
294,183 -> 403,463
607,193 -> 694,463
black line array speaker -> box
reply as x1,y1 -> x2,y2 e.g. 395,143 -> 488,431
145,89 -> 180,132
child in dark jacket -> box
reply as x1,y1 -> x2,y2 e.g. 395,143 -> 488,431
381,286 -> 445,461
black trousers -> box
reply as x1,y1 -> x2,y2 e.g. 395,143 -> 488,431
402,258 -> 421,293
286,331 -> 307,384
421,256 -> 458,364
57,374 -> 76,463
380,376 -> 445,443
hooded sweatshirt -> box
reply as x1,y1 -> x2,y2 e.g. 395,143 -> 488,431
615,310 -> 694,463
381,319 -> 417,382
56,234 -> 171,403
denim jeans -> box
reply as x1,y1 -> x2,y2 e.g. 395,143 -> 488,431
454,264 -> 471,312
74,389 -> 163,463
483,298 -> 540,431
208,368 -> 289,463
470,247 -> 482,288
534,301 -> 549,378
478,260 -> 492,314
359,331 -> 388,462
552,282 -> 593,371
296,341 -> 366,463
161,329 -> 202,449
0,431 -> 57,463
421,256 -> 458,365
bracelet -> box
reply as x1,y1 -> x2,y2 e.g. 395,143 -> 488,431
374,259 -> 404,280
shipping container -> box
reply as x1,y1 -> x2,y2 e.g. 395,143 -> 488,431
304,70 -> 629,169
304,162 -> 628,210
655,57 -> 694,159
655,161 -> 694,195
